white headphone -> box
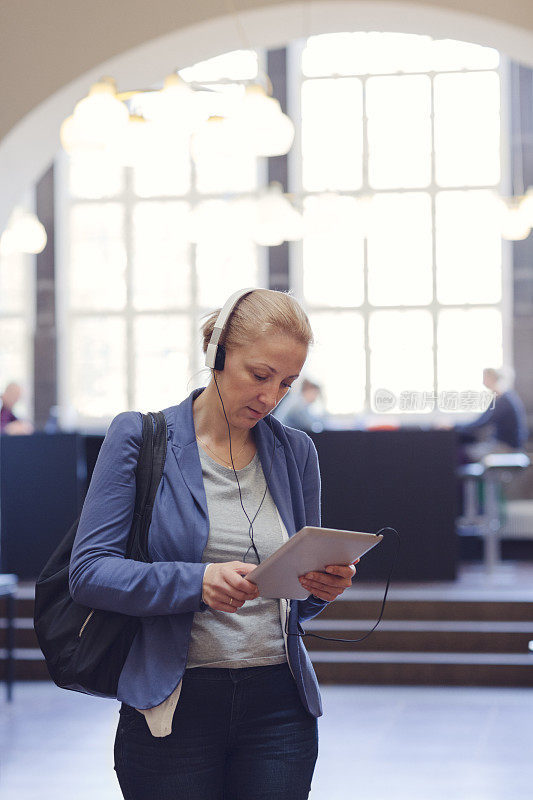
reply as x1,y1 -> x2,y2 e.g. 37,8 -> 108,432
205,288 -> 255,371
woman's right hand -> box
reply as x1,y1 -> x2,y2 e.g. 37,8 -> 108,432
201,562 -> 260,612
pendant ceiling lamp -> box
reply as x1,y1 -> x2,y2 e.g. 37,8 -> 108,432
496,196 -> 531,241
189,114 -> 250,162
251,183 -> 303,246
60,72 -> 207,160
59,0 -> 296,162
141,73 -> 206,133
60,77 -> 129,155
230,84 -> 295,157
0,207 -> 47,255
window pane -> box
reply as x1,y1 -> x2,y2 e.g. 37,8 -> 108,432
367,75 -> 432,189
301,78 -> 363,191
191,311 -> 208,382
189,198 -> 255,246
367,193 -> 433,306
0,318 -> 28,387
307,312 -> 365,414
437,309 -> 502,405
429,39 -> 499,72
132,140 -> 191,197
303,195 -> 364,307
302,32 -> 499,77
369,311 -> 434,412
196,237 -> 259,309
69,317 -> 126,418
194,142 -> 257,196
179,50 -> 258,82
132,202 -> 191,309
436,190 -> 502,304
194,84 -> 258,195
0,250 -> 29,313
302,32 -> 435,76
69,153 -> 124,199
69,204 -> 126,310
434,72 -> 500,187
134,316 -> 190,410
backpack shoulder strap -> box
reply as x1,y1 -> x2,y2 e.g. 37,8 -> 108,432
146,411 -> 168,512
126,410 -> 168,562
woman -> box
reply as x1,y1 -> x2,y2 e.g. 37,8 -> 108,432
69,288 -> 357,800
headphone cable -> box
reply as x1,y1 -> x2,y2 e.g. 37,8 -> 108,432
283,526 -> 400,643
210,370 -> 400,645
212,371 -> 276,565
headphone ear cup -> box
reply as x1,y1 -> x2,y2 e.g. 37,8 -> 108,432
214,344 -> 226,371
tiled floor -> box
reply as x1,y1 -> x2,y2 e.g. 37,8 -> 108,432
1,681 -> 532,799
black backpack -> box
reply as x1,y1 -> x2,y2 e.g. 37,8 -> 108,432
33,410 -> 167,698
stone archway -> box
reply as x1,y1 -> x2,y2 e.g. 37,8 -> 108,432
2,0 -> 533,229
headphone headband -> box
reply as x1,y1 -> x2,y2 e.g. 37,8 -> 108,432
205,287 -> 255,370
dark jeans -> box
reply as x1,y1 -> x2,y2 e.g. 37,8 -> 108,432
114,661 -> 319,800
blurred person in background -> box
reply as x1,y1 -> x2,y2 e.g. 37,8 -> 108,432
0,381 -> 33,435
442,367 -> 528,463
274,378 -> 325,433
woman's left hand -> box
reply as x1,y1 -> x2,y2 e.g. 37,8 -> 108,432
298,560 -> 359,602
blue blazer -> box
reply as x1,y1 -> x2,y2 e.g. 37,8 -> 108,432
69,388 -> 329,715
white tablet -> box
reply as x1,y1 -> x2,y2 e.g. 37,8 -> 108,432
246,526 -> 383,600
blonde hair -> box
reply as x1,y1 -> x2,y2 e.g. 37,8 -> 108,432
201,289 -> 313,357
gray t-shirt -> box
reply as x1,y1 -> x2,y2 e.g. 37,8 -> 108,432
185,448 -> 287,669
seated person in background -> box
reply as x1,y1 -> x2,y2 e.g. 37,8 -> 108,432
454,367 -> 528,462
274,378 -> 325,433
0,381 -> 34,435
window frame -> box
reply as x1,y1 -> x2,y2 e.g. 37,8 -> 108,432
55,53 -> 270,430
287,36 -> 513,423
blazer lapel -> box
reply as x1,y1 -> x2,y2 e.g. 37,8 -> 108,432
169,389 -> 208,520
172,441 -> 208,520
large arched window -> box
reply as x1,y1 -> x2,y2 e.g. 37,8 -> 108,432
291,33 -> 505,418
57,50 -> 266,427
58,33 -> 508,426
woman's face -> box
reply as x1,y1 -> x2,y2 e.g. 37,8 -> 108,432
216,332 -> 308,429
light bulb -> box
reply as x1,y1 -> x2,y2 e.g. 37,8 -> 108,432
61,77 -> 129,155
233,84 -> 295,157
519,188 -> 533,225
190,115 -> 251,163
146,73 -> 205,135
2,208 -> 47,254
252,184 -> 303,246
498,197 -> 531,241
